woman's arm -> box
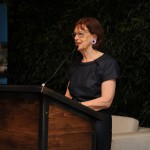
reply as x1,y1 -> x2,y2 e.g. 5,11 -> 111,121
81,79 -> 116,111
65,82 -> 72,99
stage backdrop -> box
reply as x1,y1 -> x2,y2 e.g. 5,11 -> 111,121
0,3 -> 7,84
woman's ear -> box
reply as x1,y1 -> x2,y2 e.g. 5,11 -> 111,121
91,34 -> 97,45
93,34 -> 97,40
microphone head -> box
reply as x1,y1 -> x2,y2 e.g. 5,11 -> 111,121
41,83 -> 45,87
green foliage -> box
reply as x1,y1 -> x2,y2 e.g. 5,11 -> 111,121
7,0 -> 150,126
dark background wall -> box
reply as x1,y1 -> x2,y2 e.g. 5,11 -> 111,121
1,0 -> 150,127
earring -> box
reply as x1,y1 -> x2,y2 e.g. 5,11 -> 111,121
91,39 -> 96,45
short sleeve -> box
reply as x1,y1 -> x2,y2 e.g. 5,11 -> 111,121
101,57 -> 120,82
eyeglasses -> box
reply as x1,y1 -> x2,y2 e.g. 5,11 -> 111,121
72,32 -> 89,38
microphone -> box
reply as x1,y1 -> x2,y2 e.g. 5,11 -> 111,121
41,48 -> 76,87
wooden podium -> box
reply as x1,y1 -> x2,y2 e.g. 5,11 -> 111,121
0,85 -> 103,150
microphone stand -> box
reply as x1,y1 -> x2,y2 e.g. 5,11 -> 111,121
41,48 -> 76,88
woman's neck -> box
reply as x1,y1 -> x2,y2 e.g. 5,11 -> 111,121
81,49 -> 103,62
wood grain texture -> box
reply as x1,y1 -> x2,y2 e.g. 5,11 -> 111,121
0,92 -> 40,150
0,130 -> 38,150
0,90 -> 94,150
48,104 -> 93,150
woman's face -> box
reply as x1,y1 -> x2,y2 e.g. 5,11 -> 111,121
73,25 -> 94,51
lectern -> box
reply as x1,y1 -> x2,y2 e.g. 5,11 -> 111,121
0,85 -> 103,150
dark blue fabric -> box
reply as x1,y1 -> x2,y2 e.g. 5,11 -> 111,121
68,54 -> 120,102
68,54 -> 119,150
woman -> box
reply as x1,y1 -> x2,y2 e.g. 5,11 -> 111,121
65,17 -> 119,150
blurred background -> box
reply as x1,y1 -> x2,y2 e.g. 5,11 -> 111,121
0,3 -> 7,84
0,0 -> 149,127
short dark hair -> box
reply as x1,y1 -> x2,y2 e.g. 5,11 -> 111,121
75,17 -> 104,50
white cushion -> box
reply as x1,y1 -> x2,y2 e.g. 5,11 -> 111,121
112,115 -> 139,134
111,131 -> 150,150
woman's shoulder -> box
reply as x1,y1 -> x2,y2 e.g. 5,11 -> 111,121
71,58 -> 81,67
95,53 -> 120,79
95,53 -> 118,65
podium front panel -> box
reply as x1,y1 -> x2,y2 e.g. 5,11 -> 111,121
0,91 -> 40,150
47,104 -> 93,150
0,85 -> 99,150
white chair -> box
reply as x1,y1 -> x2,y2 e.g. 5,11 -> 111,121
111,115 -> 150,150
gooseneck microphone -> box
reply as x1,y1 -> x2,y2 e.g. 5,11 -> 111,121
41,48 -> 76,87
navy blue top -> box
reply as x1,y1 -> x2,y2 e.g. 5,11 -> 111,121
68,54 -> 120,102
